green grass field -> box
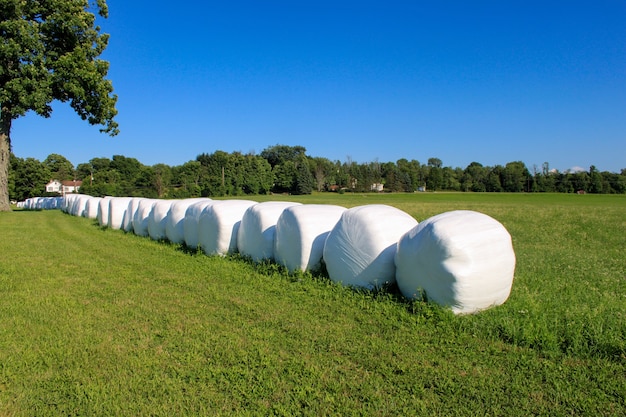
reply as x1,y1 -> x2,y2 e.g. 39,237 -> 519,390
1,193 -> 624,416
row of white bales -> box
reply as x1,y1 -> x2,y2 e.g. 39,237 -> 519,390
19,195 -> 516,314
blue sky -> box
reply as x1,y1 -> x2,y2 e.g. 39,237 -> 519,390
11,1 -> 626,172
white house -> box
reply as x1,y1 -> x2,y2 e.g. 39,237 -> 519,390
45,179 -> 83,195
46,180 -> 62,193
370,183 -> 384,192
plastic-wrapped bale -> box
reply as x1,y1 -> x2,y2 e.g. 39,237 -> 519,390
41,197 -> 62,209
64,194 -> 84,214
237,201 -> 300,262
26,197 -> 38,210
60,195 -> 72,212
133,199 -> 157,237
97,197 -> 113,227
183,200 -> 219,249
84,197 -> 102,219
121,198 -> 144,232
165,198 -> 211,244
66,194 -> 91,217
33,197 -> 43,209
395,210 -> 516,315
148,199 -> 177,241
198,200 -> 257,256
323,204 -> 418,289
62,194 -> 73,212
274,204 -> 347,273
108,197 -> 133,230
52,196 -> 63,209
70,194 -> 91,217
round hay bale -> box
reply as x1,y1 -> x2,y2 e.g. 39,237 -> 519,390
198,200 -> 258,256
323,204 -> 418,289
108,197 -> 133,230
395,210 -> 516,314
133,199 -> 157,237
84,197 -> 102,219
183,199 -> 219,249
237,201 -> 301,262
274,204 -> 347,273
97,196 -> 113,227
121,198 -> 144,232
148,199 -> 177,240
165,198 -> 211,244
70,194 -> 91,217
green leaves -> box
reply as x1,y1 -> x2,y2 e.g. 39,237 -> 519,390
0,0 -> 118,134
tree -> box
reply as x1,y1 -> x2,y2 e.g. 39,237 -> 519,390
502,161 -> 531,192
9,155 -> 51,201
294,156 -> 315,195
152,164 -> 172,198
260,145 -> 307,168
0,0 -> 118,211
589,165 -> 603,193
43,153 -> 74,181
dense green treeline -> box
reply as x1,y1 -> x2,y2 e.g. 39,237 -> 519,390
8,145 -> 626,201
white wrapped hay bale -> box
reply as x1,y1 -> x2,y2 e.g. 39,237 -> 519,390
323,204 -> 418,289
61,195 -> 72,212
165,198 -> 211,244
148,199 -> 177,240
198,200 -> 257,256
108,197 -> 133,230
237,201 -> 301,262
32,197 -> 43,209
133,199 -> 157,237
183,200 -> 219,249
70,194 -> 90,217
121,198 -> 144,232
395,210 -> 516,315
52,196 -> 63,209
97,197 -> 113,227
84,197 -> 102,219
274,204 -> 347,273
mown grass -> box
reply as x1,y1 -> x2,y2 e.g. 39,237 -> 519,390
0,193 -> 624,416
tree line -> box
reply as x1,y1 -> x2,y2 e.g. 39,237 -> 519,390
8,144 -> 626,202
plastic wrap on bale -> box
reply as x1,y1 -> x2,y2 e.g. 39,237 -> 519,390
70,194 -> 90,217
199,200 -> 258,256
164,198 -> 212,244
108,197 -> 133,230
237,201 -> 301,262
323,204 -> 418,289
148,200 -> 177,241
121,198 -> 145,232
274,204 -> 347,273
84,197 -> 102,219
133,199 -> 157,237
395,210 -> 516,315
96,197 -> 113,227
183,200 -> 219,249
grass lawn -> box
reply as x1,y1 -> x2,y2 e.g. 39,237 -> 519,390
0,193 -> 624,416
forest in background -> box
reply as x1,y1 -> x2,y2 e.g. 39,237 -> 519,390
9,144 -> 626,201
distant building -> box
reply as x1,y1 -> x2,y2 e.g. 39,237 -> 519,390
370,183 -> 384,192
45,179 -> 82,195
46,180 -> 62,193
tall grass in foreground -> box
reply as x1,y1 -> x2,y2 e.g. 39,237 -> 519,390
0,194 -> 624,416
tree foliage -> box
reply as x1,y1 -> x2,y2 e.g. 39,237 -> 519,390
8,147 -> 626,202
0,0 -> 118,210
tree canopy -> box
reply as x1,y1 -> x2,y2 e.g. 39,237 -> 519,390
8,147 -> 626,203
0,0 -> 118,211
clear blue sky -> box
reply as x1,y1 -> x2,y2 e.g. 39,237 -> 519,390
11,1 -> 626,173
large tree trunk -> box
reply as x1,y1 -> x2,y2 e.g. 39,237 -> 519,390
0,112 -> 12,212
